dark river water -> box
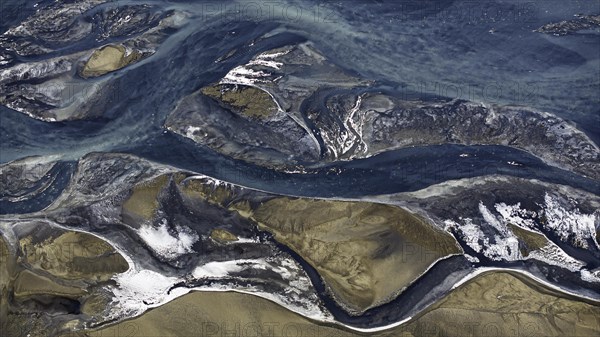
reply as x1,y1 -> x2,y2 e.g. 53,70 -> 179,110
1,0 -> 599,330
2,0 -> 599,178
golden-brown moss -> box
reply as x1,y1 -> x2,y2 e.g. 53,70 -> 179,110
508,224 -> 548,256
13,270 -> 86,298
86,272 -> 600,337
122,174 -> 170,221
81,45 -> 145,78
19,232 -> 128,282
210,228 -> 238,243
201,84 -> 278,119
249,198 -> 461,313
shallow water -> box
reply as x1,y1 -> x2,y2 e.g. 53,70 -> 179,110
1,0 -> 599,332
2,0 -> 599,171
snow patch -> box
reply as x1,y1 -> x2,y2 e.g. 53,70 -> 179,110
580,269 -> 600,283
445,203 -> 520,261
527,243 -> 585,272
222,65 -> 271,85
110,269 -> 186,317
185,126 -> 202,139
193,259 -> 258,279
137,219 -> 198,259
543,193 -> 598,250
447,196 -> 595,282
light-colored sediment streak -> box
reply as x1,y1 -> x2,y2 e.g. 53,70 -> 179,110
3,155 -> 599,336
82,270 -> 600,337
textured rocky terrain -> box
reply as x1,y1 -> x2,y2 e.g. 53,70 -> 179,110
535,14 -> 600,36
82,271 -> 600,337
0,1 -> 187,121
167,44 -> 600,180
2,153 -> 599,336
